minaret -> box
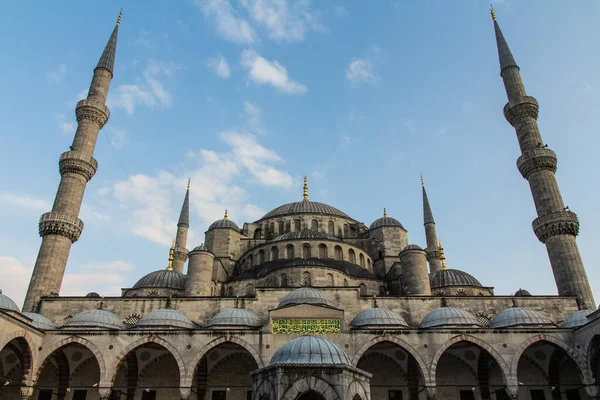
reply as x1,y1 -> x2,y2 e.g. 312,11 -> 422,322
421,175 -> 442,273
23,12 -> 122,312
172,179 -> 190,273
491,9 -> 594,308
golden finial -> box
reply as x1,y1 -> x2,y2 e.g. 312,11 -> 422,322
187,178 -> 191,190
117,9 -> 123,25
224,209 -> 228,220
167,240 -> 175,271
438,240 -> 448,270
421,174 -> 425,187
383,208 -> 387,218
490,5 -> 496,21
303,176 -> 308,201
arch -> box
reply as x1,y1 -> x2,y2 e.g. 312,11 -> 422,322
367,259 -> 371,270
282,376 -> 339,400
359,283 -> 367,296
286,244 -> 295,260
248,254 -> 254,266
510,335 -> 590,384
278,220 -> 285,234
359,253 -> 365,267
326,273 -> 334,287
328,220 -> 335,235
294,219 -> 301,231
303,271 -> 312,286
349,249 -> 356,264
253,378 -> 276,400
318,243 -> 328,259
226,287 -> 233,296
302,243 -> 312,259
246,283 -> 255,296
343,224 -> 349,237
0,331 -> 34,386
588,334 -> 600,383
334,246 -> 343,261
280,273 -> 288,287
271,246 -> 279,261
184,336 -> 264,386
352,336 -> 430,385
254,228 -> 262,239
258,249 -> 265,264
311,219 -> 319,232
430,335 -> 510,386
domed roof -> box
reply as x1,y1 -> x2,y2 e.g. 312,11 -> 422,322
22,312 -> 55,330
191,244 -> 210,252
136,309 -> 195,329
278,287 -> 335,309
133,270 -> 186,290
63,309 -> 124,330
269,336 -> 351,366
420,307 -> 481,329
351,307 -> 409,328
270,230 -> 340,242
260,200 -> 353,221
489,307 -> 555,328
369,216 -> 404,230
514,288 -> 532,297
0,290 -> 19,312
208,218 -> 240,230
561,310 -> 593,328
430,269 -> 483,288
85,292 -> 101,298
206,308 -> 263,328
402,244 -> 423,251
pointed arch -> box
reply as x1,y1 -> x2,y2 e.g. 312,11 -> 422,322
0,331 -> 35,386
282,376 -> 339,400
345,380 -> 369,400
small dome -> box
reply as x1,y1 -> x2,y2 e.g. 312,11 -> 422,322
133,270 -> 186,290
351,307 -> 409,328
191,244 -> 210,252
270,230 -> 340,242
86,292 -> 101,298
430,269 -> 483,288
561,310 -> 594,328
402,244 -> 423,251
0,290 -> 19,312
22,312 -> 55,330
136,309 -> 195,329
260,201 -> 352,221
208,218 -> 240,230
420,307 -> 481,329
489,307 -> 555,328
278,287 -> 334,309
514,289 -> 532,297
206,308 -> 263,328
370,216 -> 404,230
269,336 -> 351,366
63,309 -> 124,330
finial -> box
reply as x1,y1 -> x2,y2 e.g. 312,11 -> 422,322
372,294 -> 378,308
421,174 -> 424,187
167,240 -> 175,271
98,297 -> 104,310
383,208 -> 387,218
490,5 -> 496,21
511,296 -> 517,308
438,240 -> 448,270
117,9 -> 123,25
187,178 -> 191,190
224,209 -> 228,220
303,176 -> 308,201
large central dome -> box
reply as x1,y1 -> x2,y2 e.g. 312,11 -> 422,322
259,200 -> 353,221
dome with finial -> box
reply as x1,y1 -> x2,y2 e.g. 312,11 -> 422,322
206,308 -> 263,328
420,307 -> 481,328
86,292 -> 101,298
191,243 -> 210,252
351,305 -> 409,328
278,287 -> 335,309
0,290 -> 19,312
133,270 -> 186,290
514,288 -> 532,297
430,269 -> 483,288
63,309 -> 124,329
22,312 -> 55,330
489,307 -> 555,328
370,208 -> 404,229
136,309 -> 195,329
209,210 -> 240,230
269,336 -> 351,366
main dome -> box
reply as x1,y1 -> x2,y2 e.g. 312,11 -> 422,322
259,200 -> 353,221
269,336 -> 351,366
133,270 -> 186,290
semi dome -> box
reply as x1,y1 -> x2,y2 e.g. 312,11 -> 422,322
208,218 -> 240,230
430,269 -> 483,288
136,309 -> 195,329
278,287 -> 334,309
351,307 -> 409,328
270,230 -> 340,242
420,307 -> 481,329
63,309 -> 124,330
206,308 -> 263,328
22,312 -> 55,330
0,290 -> 19,312
133,270 -> 186,290
369,216 -> 404,230
269,336 -> 351,366
561,310 -> 593,328
260,200 -> 352,221
514,288 -> 532,297
489,307 -> 555,328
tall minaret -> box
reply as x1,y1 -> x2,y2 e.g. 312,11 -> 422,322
422,175 -> 442,273
172,179 -> 190,273
23,12 -> 122,311
492,9 -> 594,309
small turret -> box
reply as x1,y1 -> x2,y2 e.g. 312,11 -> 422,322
399,245 -> 431,296
186,245 -> 215,296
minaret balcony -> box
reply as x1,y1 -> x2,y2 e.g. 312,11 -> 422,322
516,148 -> 557,179
75,99 -> 110,127
532,210 -> 579,243
59,151 -> 98,181
503,96 -> 539,126
38,211 -> 84,243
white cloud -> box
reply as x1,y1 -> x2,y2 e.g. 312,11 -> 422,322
241,0 -> 320,42
345,58 -> 379,85
241,49 -> 307,94
56,114 -> 76,135
242,101 -> 266,134
197,0 -> 258,44
46,64 -> 67,84
110,60 -> 178,116
241,204 -> 265,221
0,193 -> 51,212
107,127 -> 127,149
207,53 -> 231,78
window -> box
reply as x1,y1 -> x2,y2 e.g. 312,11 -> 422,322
38,391 -> 53,400
302,271 -> 311,286
248,254 -> 254,266
278,220 -> 284,234
349,249 -> 356,264
326,273 -> 334,286
388,391 -> 403,400
246,284 -> 255,296
123,313 -> 141,328
109,391 -> 123,400
529,390 -> 545,400
253,228 -> 262,239
311,219 -> 318,231
343,224 -> 349,237
459,391 -> 475,400
566,389 -> 581,400
294,219 -> 301,231
226,287 -> 233,296
73,390 -> 88,400
328,220 -> 335,235
302,244 -> 311,258
379,286 -> 385,295
359,283 -> 367,296
271,246 -> 279,261
142,391 -> 157,400
367,259 -> 371,269
334,246 -> 343,261
212,391 -> 227,400
247,391 -> 253,400
258,250 -> 265,264
359,253 -> 365,267
344,279 -> 348,286
270,222 -> 275,235
318,244 -> 327,259
286,244 -> 295,259
281,273 -> 288,287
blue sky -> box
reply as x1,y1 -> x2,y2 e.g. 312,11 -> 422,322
1,1 -> 599,308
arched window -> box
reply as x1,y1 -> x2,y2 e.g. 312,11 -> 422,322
280,273 -> 288,287
343,224 -> 349,237
294,219 -> 301,231
326,273 -> 334,286
227,287 -> 233,296
344,279 -> 348,287
264,224 -> 270,237
302,271 -> 311,286
248,254 -> 254,266
359,253 -> 365,267
246,284 -> 255,296
271,246 -> 279,260
270,222 -> 275,235
328,220 -> 335,235
334,245 -> 343,261
311,219 -> 318,231
286,244 -> 295,260
379,286 -> 385,295
253,228 -> 262,239
278,220 -> 284,234
349,249 -> 356,264
258,250 -> 265,264
367,259 -> 371,269
285,220 -> 291,232
318,244 -> 328,259
302,244 -> 311,258
359,283 -> 367,296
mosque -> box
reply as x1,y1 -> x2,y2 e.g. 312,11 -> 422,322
1,8 -> 600,400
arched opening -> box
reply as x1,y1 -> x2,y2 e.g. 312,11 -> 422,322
311,219 -> 319,231
286,244 -> 295,260
343,224 -> 349,237
246,284 -> 255,296
112,342 -> 180,400
271,246 -> 279,261
517,340 -> 585,400
367,259 -> 371,270
294,219 -> 301,232
0,337 -> 32,399
248,254 -> 254,267
359,283 -> 367,296
318,244 -> 328,259
297,390 -> 326,400
280,273 -> 288,287
36,343 -> 100,400
253,228 -> 262,239
435,341 -> 506,400
226,287 -> 233,296
328,221 -> 334,235
258,250 -> 265,264
589,335 -> 600,384
302,271 -> 312,287
278,220 -> 284,234
359,253 -> 365,267
349,249 -> 356,264
326,273 -> 334,287
302,244 -> 311,259
353,396 -> 362,400
192,342 -> 259,400
357,341 -> 425,400
334,246 -> 343,261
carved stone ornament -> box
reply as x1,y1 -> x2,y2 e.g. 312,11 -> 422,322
75,99 -> 110,128
173,246 -> 189,262
59,150 -> 98,181
503,96 -> 539,126
38,211 -> 84,242
517,148 -> 557,179
532,210 -> 579,243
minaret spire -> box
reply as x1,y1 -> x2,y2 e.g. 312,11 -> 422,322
172,179 -> 190,273
23,14 -> 122,311
492,11 -> 594,309
421,175 -> 442,273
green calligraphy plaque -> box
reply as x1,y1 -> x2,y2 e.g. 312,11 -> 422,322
272,319 -> 340,334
